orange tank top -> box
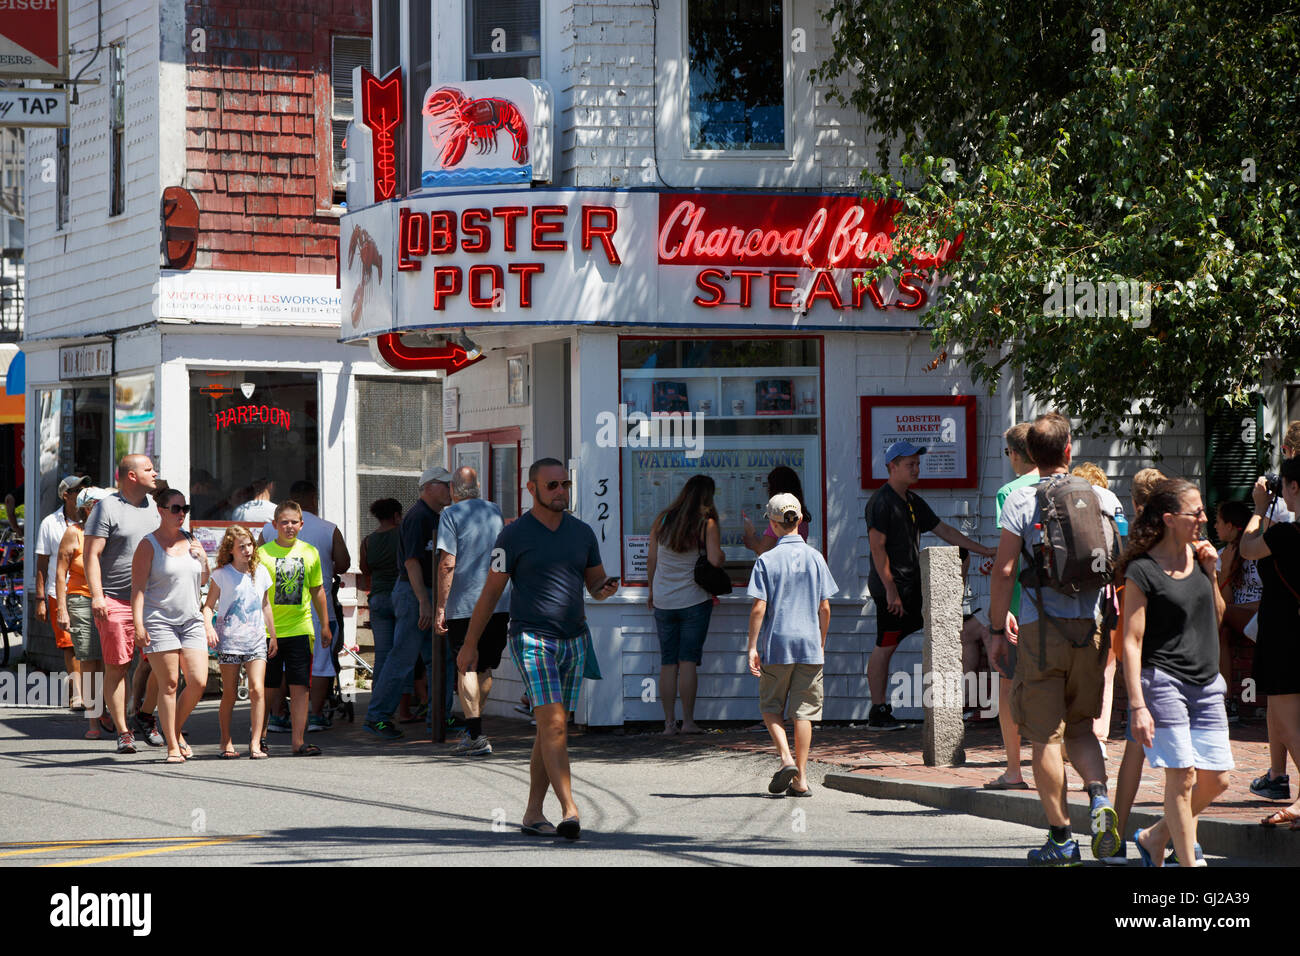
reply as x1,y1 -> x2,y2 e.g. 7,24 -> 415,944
66,526 -> 90,597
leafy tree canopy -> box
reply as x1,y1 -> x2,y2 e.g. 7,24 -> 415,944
816,0 -> 1300,446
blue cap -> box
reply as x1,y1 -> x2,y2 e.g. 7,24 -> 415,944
884,440 -> 928,464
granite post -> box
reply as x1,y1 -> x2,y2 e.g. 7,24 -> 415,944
921,545 -> 966,766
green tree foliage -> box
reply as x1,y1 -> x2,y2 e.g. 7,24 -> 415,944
816,1 -> 1299,445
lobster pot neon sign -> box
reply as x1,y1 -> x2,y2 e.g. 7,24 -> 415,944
421,78 -> 553,188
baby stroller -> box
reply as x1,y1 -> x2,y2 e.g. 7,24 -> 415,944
322,577 -> 372,723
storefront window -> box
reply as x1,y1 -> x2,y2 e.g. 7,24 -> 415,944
687,0 -> 785,151
188,370 -> 319,521
619,336 -> 821,582
36,385 -> 112,517
356,377 -> 442,532
114,372 -> 156,469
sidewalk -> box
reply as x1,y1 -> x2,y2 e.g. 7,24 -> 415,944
672,718 -> 1297,865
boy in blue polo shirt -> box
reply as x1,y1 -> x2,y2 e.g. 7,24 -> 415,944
747,493 -> 838,797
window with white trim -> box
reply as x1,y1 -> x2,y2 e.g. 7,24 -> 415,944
687,0 -> 785,151
331,35 -> 372,203
466,0 -> 540,80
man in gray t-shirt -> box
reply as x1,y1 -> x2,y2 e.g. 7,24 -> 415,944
436,467 -> 510,755
84,454 -> 161,753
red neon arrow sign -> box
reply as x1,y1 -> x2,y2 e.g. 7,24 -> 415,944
376,334 -> 485,374
360,68 -> 403,202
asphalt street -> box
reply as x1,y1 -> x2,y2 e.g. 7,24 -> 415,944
0,699 -> 1122,866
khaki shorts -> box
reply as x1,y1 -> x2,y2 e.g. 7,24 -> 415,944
1011,618 -> 1106,745
759,662 -> 824,721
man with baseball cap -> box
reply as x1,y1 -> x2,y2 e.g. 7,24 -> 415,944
364,465 -> 452,739
865,440 -> 994,729
748,493 -> 838,796
35,475 -> 92,708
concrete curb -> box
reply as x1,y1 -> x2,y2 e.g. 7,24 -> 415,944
824,771 -> 1296,865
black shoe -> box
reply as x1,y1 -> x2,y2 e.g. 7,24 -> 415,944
1250,770 -> 1290,801
867,704 -> 907,731
363,720 -> 404,740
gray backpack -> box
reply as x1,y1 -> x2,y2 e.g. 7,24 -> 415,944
1019,476 -> 1120,665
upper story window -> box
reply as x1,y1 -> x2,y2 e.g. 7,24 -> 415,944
466,0 -> 541,80
687,0 -> 785,151
55,127 -> 69,230
407,2 -> 431,194
331,35 -> 373,204
108,42 -> 126,216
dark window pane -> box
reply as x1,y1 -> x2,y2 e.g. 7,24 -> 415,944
469,55 -> 540,81
188,370 -> 320,521
469,0 -> 540,55
688,0 -> 784,150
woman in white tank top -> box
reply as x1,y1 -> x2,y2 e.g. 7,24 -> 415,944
130,486 -> 211,763
647,475 -> 725,736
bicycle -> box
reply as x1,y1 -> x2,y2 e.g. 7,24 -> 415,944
0,529 -> 23,667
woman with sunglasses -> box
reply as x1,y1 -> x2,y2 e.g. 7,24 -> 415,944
1120,479 -> 1232,866
130,483 -> 211,763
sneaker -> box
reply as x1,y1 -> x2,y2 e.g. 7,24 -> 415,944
453,734 -> 492,756
1100,838 -> 1128,866
116,732 -> 137,755
867,703 -> 906,731
1249,770 -> 1290,801
363,720 -> 403,740
267,714 -> 292,734
132,713 -> 164,747
308,715 -> 328,733
1028,835 -> 1081,866
1166,842 -> 1206,867
1090,794 -> 1122,861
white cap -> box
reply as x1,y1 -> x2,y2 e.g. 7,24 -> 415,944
76,487 -> 110,510
765,493 -> 802,522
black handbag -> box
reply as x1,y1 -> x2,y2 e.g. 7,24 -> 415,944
693,531 -> 732,596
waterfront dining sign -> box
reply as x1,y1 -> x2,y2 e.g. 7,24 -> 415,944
339,189 -> 961,341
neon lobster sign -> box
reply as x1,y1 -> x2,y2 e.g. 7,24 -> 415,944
360,68 -> 403,203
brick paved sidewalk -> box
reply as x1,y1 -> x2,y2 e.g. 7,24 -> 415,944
666,718 -> 1296,827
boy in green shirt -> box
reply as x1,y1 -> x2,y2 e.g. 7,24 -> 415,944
258,501 -> 331,755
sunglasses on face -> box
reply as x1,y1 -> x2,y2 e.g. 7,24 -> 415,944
167,503 -> 191,515
543,480 -> 573,491
1172,507 -> 1205,518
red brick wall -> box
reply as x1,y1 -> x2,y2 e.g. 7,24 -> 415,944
184,1 -> 370,274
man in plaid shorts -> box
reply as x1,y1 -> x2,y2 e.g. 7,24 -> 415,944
457,458 -> 618,841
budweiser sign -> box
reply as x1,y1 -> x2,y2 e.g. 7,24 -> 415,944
656,193 -> 962,271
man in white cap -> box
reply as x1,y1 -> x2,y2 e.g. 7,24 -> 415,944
35,474 -> 91,707
364,465 -> 452,739
747,492 -> 838,797
865,440 -> 994,730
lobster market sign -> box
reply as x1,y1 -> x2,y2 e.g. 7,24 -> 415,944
340,190 -> 961,341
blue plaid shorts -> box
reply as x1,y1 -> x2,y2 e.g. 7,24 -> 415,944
509,629 -> 588,712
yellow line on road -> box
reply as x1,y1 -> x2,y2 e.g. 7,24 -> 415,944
0,836 -> 206,849
42,834 -> 261,866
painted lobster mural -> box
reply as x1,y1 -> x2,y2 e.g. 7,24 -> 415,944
347,225 -> 382,328
423,87 -> 529,168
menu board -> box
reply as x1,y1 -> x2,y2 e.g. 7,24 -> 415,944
860,395 -> 977,489
622,437 -> 820,569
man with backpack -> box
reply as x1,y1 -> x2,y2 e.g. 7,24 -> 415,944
986,412 -> 1124,865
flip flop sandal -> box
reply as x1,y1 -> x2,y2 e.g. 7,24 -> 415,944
1133,828 -> 1158,867
556,817 -> 581,841
178,741 -> 193,759
294,744 -> 322,756
768,765 -> 798,794
520,821 -> 556,836
163,754 -> 186,764
219,750 -> 241,760
983,774 -> 1030,791
1260,808 -> 1300,827
785,786 -> 813,797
